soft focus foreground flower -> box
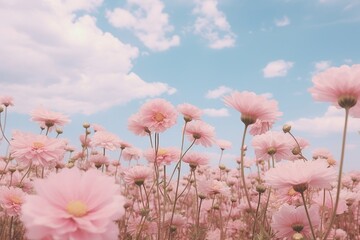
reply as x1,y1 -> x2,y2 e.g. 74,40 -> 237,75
309,64 -> 360,109
10,131 -> 66,167
223,91 -> 282,125
30,107 -> 70,129
185,120 -> 215,147
21,168 -> 125,240
264,160 -> 337,191
91,131 -> 120,151
177,103 -> 202,122
138,98 -> 178,133
0,186 -> 26,216
271,203 -> 320,239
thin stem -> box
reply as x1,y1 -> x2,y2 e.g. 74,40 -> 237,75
252,193 -> 262,240
301,192 -> 317,240
240,124 -> 252,211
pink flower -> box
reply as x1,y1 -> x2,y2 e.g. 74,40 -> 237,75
309,64 -> 360,109
91,131 -> 120,151
177,103 -> 202,122
0,96 -> 14,107
122,147 -> 142,161
185,120 -> 216,147
249,119 -> 274,136
198,179 -> 231,197
271,203 -> 320,239
123,165 -> 153,186
10,131 -> 66,167
144,147 -> 180,165
21,168 -> 125,239
0,186 -> 26,216
216,139 -> 232,150
183,152 -> 209,169
312,148 -> 333,160
138,98 -> 178,133
89,154 -> 109,168
223,91 -> 282,125
252,131 -> 292,162
30,107 -> 70,130
264,160 -> 337,191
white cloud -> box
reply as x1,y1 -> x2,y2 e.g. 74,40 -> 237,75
314,60 -> 332,72
106,0 -> 180,51
275,16 -> 291,27
203,108 -> 229,117
192,0 -> 236,49
288,106 -> 360,134
263,60 -> 294,78
205,86 -> 233,99
0,0 -> 176,115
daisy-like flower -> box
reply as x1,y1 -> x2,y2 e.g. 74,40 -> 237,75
138,98 -> 178,133
312,148 -> 333,160
223,91 -> 282,125
144,147 -> 180,165
0,96 -> 14,107
183,152 -> 209,169
21,168 -> 125,239
10,131 -> 66,167
309,64 -> 360,109
198,179 -> 231,197
216,139 -> 232,150
122,147 -> 142,162
185,120 -> 216,147
89,154 -> 109,169
252,131 -> 292,162
128,113 -> 150,136
264,160 -> 337,192
123,165 -> 153,186
0,186 -> 26,216
249,119 -> 274,136
271,203 -> 320,239
91,131 -> 120,151
177,103 -> 202,122
30,107 -> 70,130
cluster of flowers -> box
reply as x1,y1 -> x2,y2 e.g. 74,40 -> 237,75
0,64 -> 360,239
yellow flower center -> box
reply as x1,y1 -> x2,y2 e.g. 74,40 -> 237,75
10,195 -> 22,204
66,200 -> 88,217
32,142 -> 45,149
288,187 -> 297,196
154,112 -> 165,122
157,148 -> 167,155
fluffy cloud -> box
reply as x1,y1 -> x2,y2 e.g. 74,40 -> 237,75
205,86 -> 233,99
275,16 -> 291,27
203,108 -> 229,117
288,106 -> 360,134
106,0 -> 180,51
0,0 -> 176,115
263,60 -> 294,78
192,0 -> 236,49
314,60 -> 332,72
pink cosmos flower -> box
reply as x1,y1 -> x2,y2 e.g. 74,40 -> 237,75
138,98 -> 178,133
216,139 -> 232,150
198,179 -> 231,197
128,113 -> 150,136
312,148 -> 333,160
30,107 -> 70,130
123,165 -> 153,186
122,147 -> 142,161
271,203 -> 320,239
183,152 -> 209,169
91,131 -> 120,151
0,96 -> 14,107
10,131 -> 66,167
249,119 -> 274,136
91,123 -> 106,132
309,64 -> 360,109
144,147 -> 180,165
252,131 -> 292,162
177,103 -> 202,122
223,91 -> 282,125
0,186 -> 26,216
89,154 -> 109,168
185,120 -> 216,147
264,160 -> 337,191
21,168 -> 125,239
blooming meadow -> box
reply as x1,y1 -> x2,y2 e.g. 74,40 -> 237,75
0,65 -> 359,240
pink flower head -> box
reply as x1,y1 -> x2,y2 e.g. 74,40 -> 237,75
252,131 -> 292,162
223,91 -> 282,125
91,123 -> 106,132
79,134 -> 91,148
123,165 -> 153,186
144,147 -> 180,165
249,119 -> 274,136
177,103 -> 202,122
89,154 -> 109,168
271,203 -> 320,239
216,139 -> 232,150
30,107 -> 70,130
0,186 -> 26,216
198,179 -> 231,197
128,113 -> 150,136
10,131 -> 66,167
309,64 -> 360,109
21,168 -> 125,239
264,160 -> 337,191
91,131 -> 120,151
122,147 -> 142,161
183,152 -> 209,169
0,96 -> 14,107
138,98 -> 178,133
312,148 -> 333,160
185,120 -> 216,147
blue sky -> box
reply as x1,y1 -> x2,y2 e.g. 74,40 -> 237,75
1,0 -> 360,171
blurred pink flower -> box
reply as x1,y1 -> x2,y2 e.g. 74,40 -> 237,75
144,147 -> 180,165
0,96 -> 14,107
312,148 -> 333,160
271,203 -> 320,239
249,119 -> 274,136
10,131 -> 66,167
91,131 -> 120,151
216,139 -> 232,150
128,113 -> 150,136
138,98 -> 178,133
185,120 -> 215,147
198,179 -> 231,197
183,152 -> 209,169
30,107 -> 70,129
0,186 -> 26,216
21,168 -> 125,239
123,165 -> 153,186
309,64 -> 360,109
223,91 -> 282,125
177,103 -> 202,122
89,154 -> 109,168
122,147 -> 142,161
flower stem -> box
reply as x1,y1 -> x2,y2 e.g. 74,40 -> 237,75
301,192 -> 317,240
